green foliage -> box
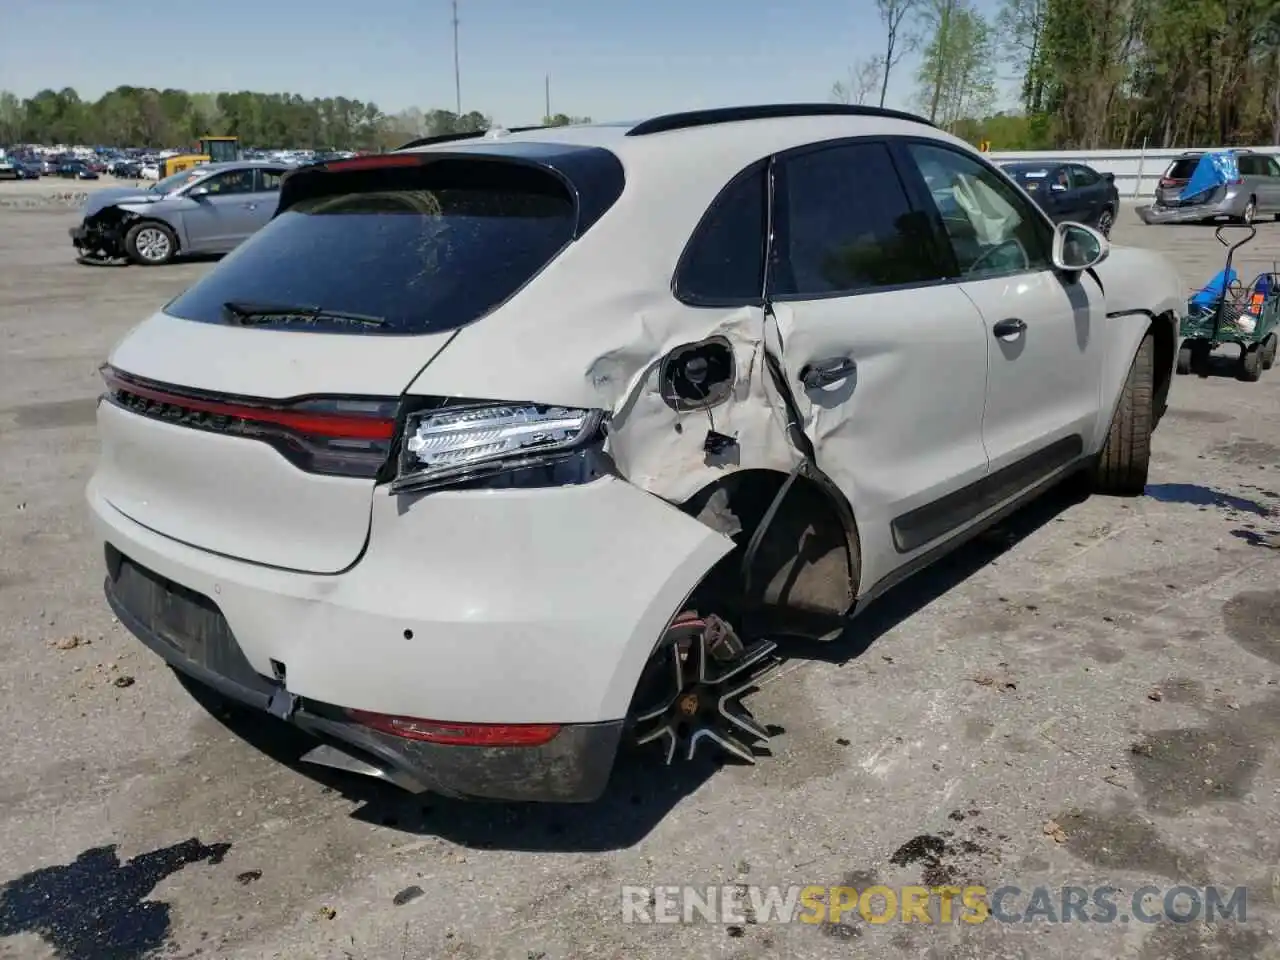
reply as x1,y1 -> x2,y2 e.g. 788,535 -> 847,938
542,114 -> 593,127
838,0 -> 1278,149
914,0 -> 997,129
1,86 -> 515,150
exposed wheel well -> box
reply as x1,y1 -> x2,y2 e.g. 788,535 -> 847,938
679,469 -> 860,637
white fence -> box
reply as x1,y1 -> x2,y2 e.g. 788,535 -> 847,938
987,145 -> 1276,199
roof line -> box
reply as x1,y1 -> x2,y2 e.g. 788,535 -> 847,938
396,124 -> 553,151
625,104 -> 937,137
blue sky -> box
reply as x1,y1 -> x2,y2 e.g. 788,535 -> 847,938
2,0 -> 1008,124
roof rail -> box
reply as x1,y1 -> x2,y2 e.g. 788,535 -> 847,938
396,124 -> 552,151
625,104 -> 937,137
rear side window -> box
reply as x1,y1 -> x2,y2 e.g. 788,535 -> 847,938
165,160 -> 577,335
1166,157 -> 1201,180
1069,165 -> 1100,187
675,163 -> 767,304
774,142 -> 946,296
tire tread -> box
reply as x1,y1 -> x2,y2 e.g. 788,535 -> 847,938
1093,333 -> 1153,496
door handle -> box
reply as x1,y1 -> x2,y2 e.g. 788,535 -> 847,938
992,318 -> 1027,340
799,357 -> 856,389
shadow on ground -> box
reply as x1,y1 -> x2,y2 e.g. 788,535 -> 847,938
0,839 -> 230,960
1145,482 -> 1270,515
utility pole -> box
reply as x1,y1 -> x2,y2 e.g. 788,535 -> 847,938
544,74 -> 551,122
452,0 -> 461,116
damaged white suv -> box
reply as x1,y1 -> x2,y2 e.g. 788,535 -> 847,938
89,105 -> 1184,802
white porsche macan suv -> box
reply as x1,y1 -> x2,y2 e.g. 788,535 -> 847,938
89,105 -> 1185,802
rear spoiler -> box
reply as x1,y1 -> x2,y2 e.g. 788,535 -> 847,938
1103,172 -> 1115,182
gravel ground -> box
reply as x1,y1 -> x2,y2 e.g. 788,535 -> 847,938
0,203 -> 1278,960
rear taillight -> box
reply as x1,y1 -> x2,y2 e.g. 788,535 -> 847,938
100,365 -> 399,478
323,155 -> 422,172
346,709 -> 562,746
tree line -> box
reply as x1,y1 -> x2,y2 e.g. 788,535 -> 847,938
0,86 -> 592,150
835,0 -> 1280,149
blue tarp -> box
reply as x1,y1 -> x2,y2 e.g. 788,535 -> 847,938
1179,151 -> 1238,201
1190,267 -> 1238,310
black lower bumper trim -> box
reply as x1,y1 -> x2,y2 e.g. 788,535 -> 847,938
103,556 -> 622,803
71,222 -> 125,259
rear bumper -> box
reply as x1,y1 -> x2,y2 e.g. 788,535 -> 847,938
104,554 -> 623,801
1137,191 -> 1248,224
87,467 -> 733,799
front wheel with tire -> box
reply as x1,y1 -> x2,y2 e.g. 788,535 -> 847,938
1238,345 -> 1263,382
1092,332 -> 1153,497
1262,334 -> 1277,371
125,220 -> 177,265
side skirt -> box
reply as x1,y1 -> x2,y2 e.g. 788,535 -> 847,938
858,451 -> 1090,612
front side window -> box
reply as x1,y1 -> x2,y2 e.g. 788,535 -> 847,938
675,163 -> 767,303
1266,156 -> 1280,178
905,141 -> 1052,279
774,141 -> 946,297
197,169 -> 255,195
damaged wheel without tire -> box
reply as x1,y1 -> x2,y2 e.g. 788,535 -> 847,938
125,221 -> 177,266
629,612 -> 779,765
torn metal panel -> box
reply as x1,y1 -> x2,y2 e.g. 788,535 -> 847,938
600,305 -> 800,504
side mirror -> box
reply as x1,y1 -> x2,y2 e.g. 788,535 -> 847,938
188,185 -> 209,198
1052,221 -> 1109,272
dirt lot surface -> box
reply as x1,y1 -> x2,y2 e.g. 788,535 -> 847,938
1,202 -> 1278,960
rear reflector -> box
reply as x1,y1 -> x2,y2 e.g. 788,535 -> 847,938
347,709 -> 562,747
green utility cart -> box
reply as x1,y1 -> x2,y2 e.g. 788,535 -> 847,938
1177,224 -> 1280,382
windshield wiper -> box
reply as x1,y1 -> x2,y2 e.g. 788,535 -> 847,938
221,301 -> 390,329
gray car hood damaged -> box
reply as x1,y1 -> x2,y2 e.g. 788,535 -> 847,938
82,188 -> 161,219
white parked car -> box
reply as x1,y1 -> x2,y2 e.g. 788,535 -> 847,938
89,105 -> 1184,802
138,163 -> 160,181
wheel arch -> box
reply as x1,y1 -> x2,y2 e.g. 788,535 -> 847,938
675,467 -> 862,635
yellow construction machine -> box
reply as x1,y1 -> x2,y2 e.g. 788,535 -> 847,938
158,136 -> 241,177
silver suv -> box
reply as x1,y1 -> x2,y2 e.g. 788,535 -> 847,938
1144,149 -> 1280,224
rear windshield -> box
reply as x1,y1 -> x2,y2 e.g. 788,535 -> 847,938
1165,157 -> 1201,180
165,160 -> 577,335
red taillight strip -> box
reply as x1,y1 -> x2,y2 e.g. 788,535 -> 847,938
347,709 -> 562,747
102,367 -> 396,441
323,155 -> 423,172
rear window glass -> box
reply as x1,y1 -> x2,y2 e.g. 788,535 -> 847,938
165,160 -> 577,335
1166,158 -> 1201,180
